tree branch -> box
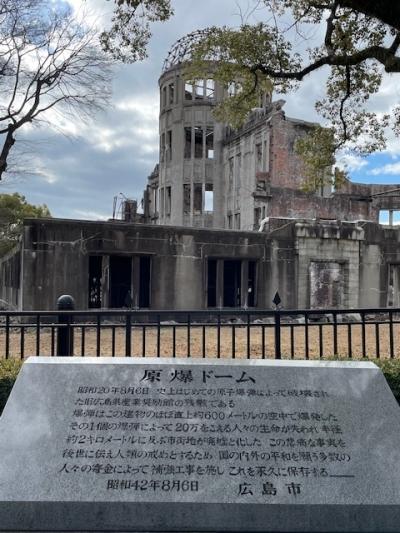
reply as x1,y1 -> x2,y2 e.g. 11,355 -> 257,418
254,43 -> 400,82
338,0 -> 400,31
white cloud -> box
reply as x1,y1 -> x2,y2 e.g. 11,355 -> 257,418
66,0 -> 112,28
337,153 -> 368,172
369,162 -> 400,176
11,0 -> 400,219
72,209 -> 109,220
40,169 -> 59,184
116,95 -> 159,117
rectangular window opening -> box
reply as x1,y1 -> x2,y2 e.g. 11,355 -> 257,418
193,183 -> 203,214
159,187 -> 165,217
206,127 -> 214,159
228,81 -> 242,97
255,143 -> 262,171
235,154 -> 241,190
183,184 -> 191,214
205,184 -> 213,212
184,127 -> 192,159
235,213 -> 241,230
185,83 -> 193,100
379,210 -> 389,225
153,188 -> 158,214
169,83 -> 174,104
194,126 -> 203,158
165,186 -> 171,216
228,158 -> 234,187
160,133 -> 165,163
379,210 -> 400,226
263,139 -> 269,171
206,79 -> 215,99
228,82 -> 236,97
167,130 -> 172,161
195,80 -> 205,100
88,256 -> 103,308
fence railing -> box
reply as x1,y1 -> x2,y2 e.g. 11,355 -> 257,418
0,307 -> 399,360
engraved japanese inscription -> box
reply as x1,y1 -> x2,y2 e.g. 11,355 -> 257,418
2,358 -> 400,533
58,363 -> 353,503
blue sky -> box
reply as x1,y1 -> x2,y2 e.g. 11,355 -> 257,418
1,0 -> 400,220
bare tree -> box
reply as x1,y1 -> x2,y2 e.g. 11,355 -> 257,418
0,0 -> 112,179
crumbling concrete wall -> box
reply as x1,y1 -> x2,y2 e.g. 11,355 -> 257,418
268,112 -> 314,190
264,218 -> 400,309
359,223 -> 400,307
21,219 -> 88,311
266,186 -> 378,222
0,246 -> 21,309
146,62 -> 400,233
19,218 -> 281,311
296,222 -> 364,308
8,217 -> 400,311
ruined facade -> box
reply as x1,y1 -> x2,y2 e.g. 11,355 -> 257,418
1,37 -> 400,312
143,36 -> 400,231
1,217 -> 400,311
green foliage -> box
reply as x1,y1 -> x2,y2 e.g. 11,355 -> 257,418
185,24 -> 292,128
101,0 -> 400,188
184,2 -> 396,187
101,0 -> 173,62
0,193 -> 50,256
375,360 -> 400,405
295,127 -> 347,191
0,358 -> 22,416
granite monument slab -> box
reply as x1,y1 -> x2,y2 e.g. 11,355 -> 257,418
1,357 -> 400,532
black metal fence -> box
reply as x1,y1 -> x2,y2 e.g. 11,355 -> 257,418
0,307 -> 399,360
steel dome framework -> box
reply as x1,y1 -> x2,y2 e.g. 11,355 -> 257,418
162,30 -> 210,73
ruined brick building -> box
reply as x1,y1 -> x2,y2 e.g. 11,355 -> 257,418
1,35 -> 400,312
143,35 -> 400,231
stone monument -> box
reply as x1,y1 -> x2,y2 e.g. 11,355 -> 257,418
1,357 -> 400,532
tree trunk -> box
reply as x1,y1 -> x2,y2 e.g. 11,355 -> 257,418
0,126 -> 16,180
339,1 -> 400,31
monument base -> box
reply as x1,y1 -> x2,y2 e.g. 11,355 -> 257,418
1,357 -> 400,532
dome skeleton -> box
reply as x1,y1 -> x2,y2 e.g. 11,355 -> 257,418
162,30 -> 211,73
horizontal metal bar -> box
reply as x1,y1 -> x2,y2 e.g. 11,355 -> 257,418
0,306 -> 399,317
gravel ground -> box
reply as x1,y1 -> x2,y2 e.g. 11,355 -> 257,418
1,323 -> 399,360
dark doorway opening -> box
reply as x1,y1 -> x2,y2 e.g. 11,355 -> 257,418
109,256 -> 132,308
224,260 -> 241,307
207,259 -> 217,307
139,256 -> 151,308
88,256 -> 102,308
248,260 -> 256,307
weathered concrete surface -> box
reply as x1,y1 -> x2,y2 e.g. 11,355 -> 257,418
8,218 -> 294,311
1,216 -> 400,311
1,358 -> 400,532
148,60 -> 400,232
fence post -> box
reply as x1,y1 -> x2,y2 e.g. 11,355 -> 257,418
272,292 -> 282,360
274,310 -> 282,360
57,295 -> 75,356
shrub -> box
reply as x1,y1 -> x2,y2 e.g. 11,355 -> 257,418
374,360 -> 400,405
0,359 -> 23,415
